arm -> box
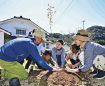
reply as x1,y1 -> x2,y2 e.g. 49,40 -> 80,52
49,58 -> 56,66
79,44 -> 94,72
79,53 -> 93,72
72,61 -> 80,69
52,48 -> 57,63
66,52 -> 74,62
28,42 -> 53,71
61,48 -> 66,67
66,53 -> 70,60
66,44 -> 94,73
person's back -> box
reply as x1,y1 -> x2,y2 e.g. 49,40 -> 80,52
0,38 -> 33,62
0,30 -> 60,81
85,42 -> 105,60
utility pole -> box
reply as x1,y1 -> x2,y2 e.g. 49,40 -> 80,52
82,20 -> 85,29
47,0 -> 56,33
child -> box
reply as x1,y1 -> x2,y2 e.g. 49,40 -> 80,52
52,39 -> 66,67
42,50 -> 55,66
66,44 -> 80,69
37,50 -> 55,69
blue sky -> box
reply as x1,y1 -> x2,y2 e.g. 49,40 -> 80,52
0,0 -> 105,34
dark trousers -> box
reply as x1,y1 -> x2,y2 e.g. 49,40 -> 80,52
19,57 -> 32,69
70,58 -> 80,65
56,55 -> 62,67
19,58 -> 44,70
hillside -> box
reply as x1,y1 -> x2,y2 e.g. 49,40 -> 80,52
87,25 -> 105,41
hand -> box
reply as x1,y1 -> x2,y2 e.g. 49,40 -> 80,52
71,65 -> 76,69
54,65 -> 59,68
65,66 -> 78,73
68,64 -> 73,68
68,64 -> 77,69
66,59 -> 71,64
52,67 -> 62,72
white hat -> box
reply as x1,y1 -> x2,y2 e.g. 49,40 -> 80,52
33,29 -> 46,41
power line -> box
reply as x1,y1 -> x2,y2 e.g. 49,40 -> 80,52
94,0 -> 105,19
55,0 -> 74,23
62,0 -> 74,15
88,0 -> 105,22
93,0 -> 105,18
81,0 -> 99,20
56,0 -> 65,10
94,0 -> 105,14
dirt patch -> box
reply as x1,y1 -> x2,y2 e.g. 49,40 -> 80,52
3,70 -> 105,86
28,70 -> 83,86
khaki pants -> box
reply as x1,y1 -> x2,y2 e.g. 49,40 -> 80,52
0,60 -> 28,80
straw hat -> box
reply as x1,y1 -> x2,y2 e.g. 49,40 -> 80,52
73,29 -> 90,41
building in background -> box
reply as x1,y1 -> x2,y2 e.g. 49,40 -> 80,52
0,16 -> 51,51
0,27 -> 11,47
0,16 -> 48,38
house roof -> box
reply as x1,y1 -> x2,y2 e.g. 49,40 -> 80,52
0,27 -> 11,35
0,16 -> 49,34
14,16 -> 30,21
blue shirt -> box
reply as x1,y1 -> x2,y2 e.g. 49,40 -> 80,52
0,38 -> 53,71
52,47 -> 65,67
79,42 -> 105,72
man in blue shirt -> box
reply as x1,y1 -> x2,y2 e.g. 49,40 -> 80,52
0,29 -> 58,80
66,29 -> 105,79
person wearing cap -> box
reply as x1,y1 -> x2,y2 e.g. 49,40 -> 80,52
19,29 -> 46,71
52,39 -> 66,68
0,29 -> 60,80
66,29 -> 105,79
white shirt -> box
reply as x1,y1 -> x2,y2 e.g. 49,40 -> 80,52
78,51 -> 84,66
